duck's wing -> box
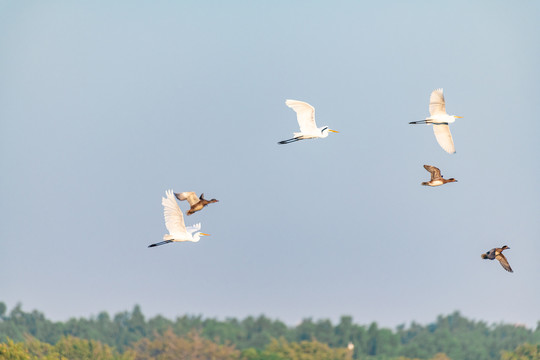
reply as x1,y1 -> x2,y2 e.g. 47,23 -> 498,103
163,190 -> 187,237
433,124 -> 456,154
496,253 -> 513,272
429,88 -> 446,116
285,99 -> 318,133
423,165 -> 442,181
186,222 -> 201,235
175,191 -> 199,206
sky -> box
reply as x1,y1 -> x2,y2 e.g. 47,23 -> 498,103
1,1 -> 539,330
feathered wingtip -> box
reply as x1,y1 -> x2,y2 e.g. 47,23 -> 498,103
163,189 -> 174,204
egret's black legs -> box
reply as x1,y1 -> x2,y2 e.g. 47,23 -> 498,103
148,240 -> 173,248
278,137 -> 302,145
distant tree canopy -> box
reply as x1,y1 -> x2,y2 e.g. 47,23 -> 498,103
500,343 -> 540,360
0,301 -> 539,360
131,329 -> 239,360
0,335 -> 132,360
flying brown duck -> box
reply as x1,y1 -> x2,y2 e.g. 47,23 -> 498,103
481,245 -> 513,272
421,165 -> 457,186
174,192 -> 219,215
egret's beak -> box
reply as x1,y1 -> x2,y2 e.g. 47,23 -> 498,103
328,129 -> 339,133
455,116 -> 463,118
199,233 -> 210,236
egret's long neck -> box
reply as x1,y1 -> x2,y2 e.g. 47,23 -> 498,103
320,127 -> 329,138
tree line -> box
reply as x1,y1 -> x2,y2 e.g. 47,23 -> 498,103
0,302 -> 539,360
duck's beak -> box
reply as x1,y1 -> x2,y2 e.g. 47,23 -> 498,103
328,129 -> 339,133
199,233 -> 210,236
455,116 -> 463,118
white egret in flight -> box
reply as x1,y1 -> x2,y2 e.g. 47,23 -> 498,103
148,190 -> 210,248
409,89 -> 463,154
278,99 -> 338,144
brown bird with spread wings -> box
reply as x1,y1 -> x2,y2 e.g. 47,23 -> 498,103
174,192 -> 219,215
481,246 -> 513,273
421,165 -> 457,186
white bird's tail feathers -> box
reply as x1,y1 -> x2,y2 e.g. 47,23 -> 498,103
187,223 -> 202,233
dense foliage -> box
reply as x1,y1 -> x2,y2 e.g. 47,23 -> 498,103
0,302 -> 538,360
500,343 -> 540,360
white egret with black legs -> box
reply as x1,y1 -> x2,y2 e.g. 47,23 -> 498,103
409,88 -> 463,154
148,190 -> 210,248
278,99 -> 338,144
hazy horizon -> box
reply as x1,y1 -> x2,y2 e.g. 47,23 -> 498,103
2,300 -> 536,331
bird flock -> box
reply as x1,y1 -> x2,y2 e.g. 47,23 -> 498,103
148,88 -> 513,273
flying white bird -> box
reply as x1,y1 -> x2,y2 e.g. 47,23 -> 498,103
409,89 -> 463,154
148,189 -> 210,248
278,99 -> 338,144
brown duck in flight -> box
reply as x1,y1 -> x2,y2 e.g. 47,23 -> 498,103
174,192 -> 219,215
421,165 -> 457,186
481,245 -> 513,273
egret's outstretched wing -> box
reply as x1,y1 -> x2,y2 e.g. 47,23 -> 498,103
429,88 -> 446,116
496,253 -> 513,272
423,165 -> 442,180
163,190 -> 187,236
433,124 -> 455,154
285,99 -> 318,133
186,222 -> 201,235
175,191 -> 199,206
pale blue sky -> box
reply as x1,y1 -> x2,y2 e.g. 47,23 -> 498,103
1,1 -> 539,329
